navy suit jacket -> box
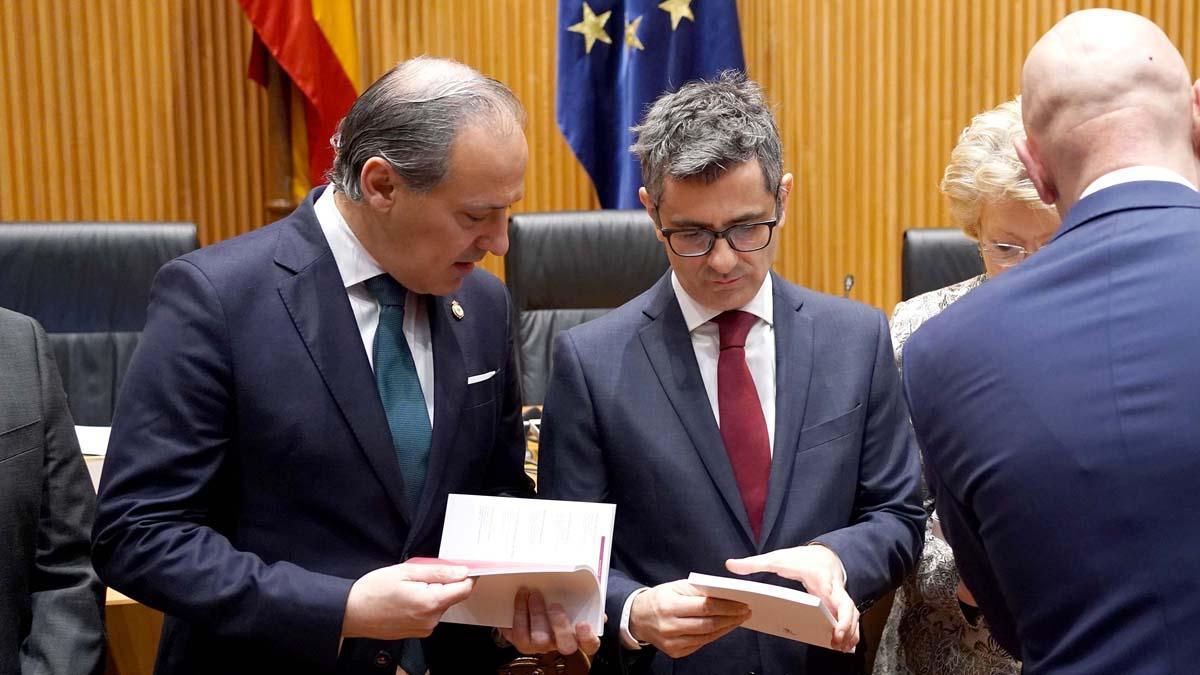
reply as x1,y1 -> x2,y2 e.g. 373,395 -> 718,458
903,181 -> 1200,674
92,188 -> 532,674
539,272 -> 925,675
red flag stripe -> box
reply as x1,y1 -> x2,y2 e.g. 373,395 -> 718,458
238,0 -> 357,185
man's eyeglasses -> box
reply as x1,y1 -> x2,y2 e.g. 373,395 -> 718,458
658,219 -> 779,257
979,242 -> 1035,268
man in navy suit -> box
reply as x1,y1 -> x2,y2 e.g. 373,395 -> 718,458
903,10 -> 1200,674
538,72 -> 925,674
93,57 -> 594,675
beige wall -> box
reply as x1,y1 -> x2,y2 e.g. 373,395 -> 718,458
3,0 -> 1198,310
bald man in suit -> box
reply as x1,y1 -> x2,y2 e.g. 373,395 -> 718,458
904,10 -> 1200,673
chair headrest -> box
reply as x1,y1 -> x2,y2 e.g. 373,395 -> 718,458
506,210 -> 669,311
0,222 -> 199,332
901,228 -> 984,300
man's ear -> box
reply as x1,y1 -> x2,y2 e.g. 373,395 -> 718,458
639,187 -> 665,242
360,157 -> 400,212
776,173 -> 794,225
1189,79 -> 1200,160
1015,136 -> 1058,206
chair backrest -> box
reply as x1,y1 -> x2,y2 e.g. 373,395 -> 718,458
0,222 -> 199,425
505,210 -> 669,404
901,228 -> 984,301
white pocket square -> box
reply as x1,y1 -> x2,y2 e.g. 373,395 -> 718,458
466,370 -> 497,385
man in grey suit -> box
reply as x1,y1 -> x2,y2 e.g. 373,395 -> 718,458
538,72 -> 925,674
0,307 -> 105,674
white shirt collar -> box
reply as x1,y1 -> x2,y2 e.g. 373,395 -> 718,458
1079,166 -> 1198,200
671,271 -> 774,333
314,187 -> 385,289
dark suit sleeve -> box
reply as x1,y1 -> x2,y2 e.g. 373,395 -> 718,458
813,311 -> 925,606
537,331 -> 645,639
902,333 -> 1020,655
484,290 -> 535,499
92,260 -> 353,668
22,318 -> 106,675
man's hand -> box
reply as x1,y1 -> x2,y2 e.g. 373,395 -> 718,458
501,588 -> 601,657
341,563 -> 475,640
629,580 -> 751,658
726,545 -> 860,653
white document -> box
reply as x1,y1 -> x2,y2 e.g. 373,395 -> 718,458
422,493 -> 615,635
687,572 -> 836,648
75,426 -> 111,456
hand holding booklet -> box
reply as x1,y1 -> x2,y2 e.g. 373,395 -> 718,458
687,573 -> 836,648
408,493 -> 615,635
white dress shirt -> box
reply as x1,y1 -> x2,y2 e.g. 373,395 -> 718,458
1079,165 -> 1198,200
619,272 -> 777,648
314,188 -> 435,427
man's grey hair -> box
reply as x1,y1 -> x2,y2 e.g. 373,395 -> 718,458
630,70 -> 782,207
328,56 -> 526,199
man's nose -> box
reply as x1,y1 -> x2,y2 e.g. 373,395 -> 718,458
706,237 -> 738,274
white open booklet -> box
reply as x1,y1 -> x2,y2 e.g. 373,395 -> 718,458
687,572 -> 836,648
409,493 -> 615,635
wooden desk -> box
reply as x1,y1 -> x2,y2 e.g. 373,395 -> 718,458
104,590 -> 163,675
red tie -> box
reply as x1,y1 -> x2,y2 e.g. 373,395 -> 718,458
714,310 -> 771,541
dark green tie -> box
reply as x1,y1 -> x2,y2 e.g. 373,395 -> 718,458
366,274 -> 433,511
365,274 -> 431,675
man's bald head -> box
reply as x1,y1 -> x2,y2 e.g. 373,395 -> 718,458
1017,9 -> 1199,213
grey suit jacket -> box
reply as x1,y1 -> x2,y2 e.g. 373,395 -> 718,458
0,308 -> 105,675
539,272 -> 925,674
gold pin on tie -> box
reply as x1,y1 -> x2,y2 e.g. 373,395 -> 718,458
450,300 -> 465,320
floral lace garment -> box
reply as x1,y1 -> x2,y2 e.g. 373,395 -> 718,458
873,275 -> 1019,675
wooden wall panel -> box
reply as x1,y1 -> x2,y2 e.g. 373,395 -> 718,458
4,1 -> 1200,308
0,1 -> 267,246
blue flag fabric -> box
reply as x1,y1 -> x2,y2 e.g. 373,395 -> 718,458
557,0 -> 745,208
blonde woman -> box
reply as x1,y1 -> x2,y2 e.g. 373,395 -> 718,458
873,97 -> 1059,675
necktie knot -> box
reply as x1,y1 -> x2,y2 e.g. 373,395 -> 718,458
366,274 -> 408,307
715,310 -> 758,349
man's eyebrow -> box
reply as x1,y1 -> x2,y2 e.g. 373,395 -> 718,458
465,200 -> 520,211
667,210 -> 771,229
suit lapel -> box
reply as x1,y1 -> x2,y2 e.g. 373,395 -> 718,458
758,275 -> 812,549
638,275 -> 757,546
275,192 -> 414,526
406,294 -> 467,546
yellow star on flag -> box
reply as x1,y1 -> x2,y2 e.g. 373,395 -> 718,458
625,15 -> 645,50
657,0 -> 695,30
568,2 -> 613,54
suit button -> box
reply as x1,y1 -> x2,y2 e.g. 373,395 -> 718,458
374,650 -> 393,668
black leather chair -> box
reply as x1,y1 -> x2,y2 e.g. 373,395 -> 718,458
0,222 -> 199,425
901,228 -> 985,301
505,210 -> 669,404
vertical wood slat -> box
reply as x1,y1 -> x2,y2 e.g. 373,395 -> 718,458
2,1 -> 1199,309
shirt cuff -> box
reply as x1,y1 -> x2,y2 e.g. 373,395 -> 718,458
619,587 -> 651,650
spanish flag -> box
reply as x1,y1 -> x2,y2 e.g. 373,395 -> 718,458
240,0 -> 360,202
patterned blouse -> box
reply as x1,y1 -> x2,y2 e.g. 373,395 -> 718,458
872,274 -> 1020,675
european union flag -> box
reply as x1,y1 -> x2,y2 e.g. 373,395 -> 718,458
557,0 -> 745,208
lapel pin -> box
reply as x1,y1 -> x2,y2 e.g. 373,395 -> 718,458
450,300 -> 465,320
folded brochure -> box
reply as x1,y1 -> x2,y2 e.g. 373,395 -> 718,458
687,572 -> 835,648
409,494 -> 615,635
